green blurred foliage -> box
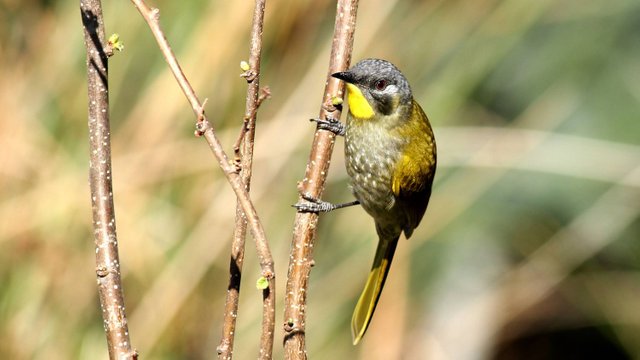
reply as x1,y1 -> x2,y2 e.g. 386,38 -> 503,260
0,0 -> 638,359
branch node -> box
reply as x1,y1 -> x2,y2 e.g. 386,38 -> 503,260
296,180 -> 307,193
240,69 -> 258,82
257,86 -> 271,108
322,97 -> 342,113
233,86 -> 270,159
216,343 -> 228,355
104,33 -> 124,57
193,99 -> 209,137
96,265 -> 109,278
194,121 -> 208,137
198,98 -> 208,121
233,117 -> 250,158
232,160 -> 242,174
283,319 -> 296,333
262,269 -> 275,280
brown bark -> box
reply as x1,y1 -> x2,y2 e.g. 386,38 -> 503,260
218,0 -> 272,359
80,0 -> 137,358
283,1 -> 359,358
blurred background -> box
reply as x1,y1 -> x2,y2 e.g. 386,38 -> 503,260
1,0 -> 639,359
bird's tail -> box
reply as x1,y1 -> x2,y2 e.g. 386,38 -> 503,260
351,235 -> 399,345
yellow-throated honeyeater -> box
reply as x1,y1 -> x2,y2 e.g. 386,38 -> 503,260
296,58 -> 436,344
337,58 -> 437,345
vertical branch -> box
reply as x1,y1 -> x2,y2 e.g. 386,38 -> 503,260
218,0 -> 271,359
80,1 -> 137,359
283,0 -> 359,358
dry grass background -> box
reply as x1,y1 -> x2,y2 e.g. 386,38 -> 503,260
1,0 -> 639,359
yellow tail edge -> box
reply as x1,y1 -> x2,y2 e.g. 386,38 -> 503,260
351,237 -> 398,345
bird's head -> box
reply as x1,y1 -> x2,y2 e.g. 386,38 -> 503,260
332,58 -> 412,120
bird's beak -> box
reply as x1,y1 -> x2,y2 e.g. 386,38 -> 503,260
332,71 -> 356,84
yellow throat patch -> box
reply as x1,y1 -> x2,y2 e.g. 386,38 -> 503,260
345,83 -> 375,119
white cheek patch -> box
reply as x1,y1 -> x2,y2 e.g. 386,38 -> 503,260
383,84 -> 399,94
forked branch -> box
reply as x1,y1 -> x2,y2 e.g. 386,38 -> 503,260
129,1 -> 275,358
218,0 -> 272,359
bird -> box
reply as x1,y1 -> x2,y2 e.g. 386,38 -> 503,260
298,58 -> 437,344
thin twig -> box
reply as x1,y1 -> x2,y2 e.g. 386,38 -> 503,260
283,0 -> 359,358
233,86 -> 271,160
218,0 -> 271,359
128,0 -> 276,356
80,1 -> 137,359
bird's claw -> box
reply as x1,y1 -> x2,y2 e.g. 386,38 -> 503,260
293,193 -> 337,213
310,117 -> 346,136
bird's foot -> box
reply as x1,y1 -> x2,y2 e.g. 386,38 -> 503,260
310,116 -> 346,136
293,192 -> 360,213
293,193 -> 337,213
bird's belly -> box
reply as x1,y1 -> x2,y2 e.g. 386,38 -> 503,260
345,124 -> 401,221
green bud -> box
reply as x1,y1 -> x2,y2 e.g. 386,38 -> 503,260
108,33 -> 124,52
256,276 -> 269,290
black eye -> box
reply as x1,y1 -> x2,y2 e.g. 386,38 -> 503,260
374,79 -> 387,91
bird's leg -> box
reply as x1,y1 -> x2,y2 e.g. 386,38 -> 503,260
293,192 -> 360,213
310,116 -> 346,136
